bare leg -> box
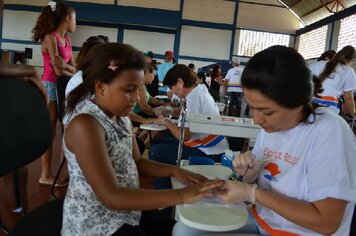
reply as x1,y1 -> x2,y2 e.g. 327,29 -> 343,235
39,101 -> 58,186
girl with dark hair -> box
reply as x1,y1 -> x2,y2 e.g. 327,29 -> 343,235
197,71 -> 209,89
309,50 -> 336,76
315,45 -> 356,116
173,46 -> 356,235
32,1 -> 76,187
208,64 -> 223,101
63,43 -> 223,235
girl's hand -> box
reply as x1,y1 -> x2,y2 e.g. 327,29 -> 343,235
215,180 -> 250,204
178,180 -> 225,204
153,117 -> 166,126
52,54 -> 66,69
173,167 -> 207,186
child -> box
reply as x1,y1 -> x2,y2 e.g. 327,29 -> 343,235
63,43 -> 223,235
32,1 -> 76,187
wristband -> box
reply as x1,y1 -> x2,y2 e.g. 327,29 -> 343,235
247,183 -> 258,204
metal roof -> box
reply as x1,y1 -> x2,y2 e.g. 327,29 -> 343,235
279,0 -> 356,26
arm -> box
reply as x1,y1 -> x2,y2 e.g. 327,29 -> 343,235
148,96 -> 165,106
43,34 -> 75,77
343,91 -> 355,117
137,86 -> 156,116
65,114 -> 219,211
160,118 -> 191,141
256,190 -> 347,235
129,112 -> 156,124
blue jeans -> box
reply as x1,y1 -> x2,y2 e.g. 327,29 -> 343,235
172,210 -> 267,235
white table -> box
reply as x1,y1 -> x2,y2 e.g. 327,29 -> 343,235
172,165 -> 249,232
187,114 -> 260,139
139,123 -> 167,132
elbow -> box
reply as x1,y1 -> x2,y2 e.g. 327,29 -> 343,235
318,226 -> 339,236
316,221 -> 342,235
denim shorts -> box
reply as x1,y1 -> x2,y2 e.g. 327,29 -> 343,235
42,81 -> 57,102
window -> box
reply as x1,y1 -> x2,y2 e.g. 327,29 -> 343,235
237,30 -> 290,57
337,14 -> 356,51
298,25 -> 327,60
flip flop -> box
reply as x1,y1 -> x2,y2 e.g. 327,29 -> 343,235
38,179 -> 68,188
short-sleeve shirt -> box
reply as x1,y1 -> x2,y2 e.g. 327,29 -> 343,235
182,84 -> 229,155
252,108 -> 356,235
225,66 -> 244,93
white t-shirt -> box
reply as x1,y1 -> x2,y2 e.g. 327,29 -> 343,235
225,66 -> 244,93
65,70 -> 83,97
320,64 -> 356,98
182,84 -> 229,155
308,60 -> 326,76
63,71 -> 83,125
252,108 -> 356,235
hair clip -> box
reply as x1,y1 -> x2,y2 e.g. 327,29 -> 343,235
108,65 -> 118,71
48,1 -> 57,12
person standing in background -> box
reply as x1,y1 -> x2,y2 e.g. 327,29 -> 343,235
157,51 -> 174,83
32,1 -> 76,187
225,57 -> 244,117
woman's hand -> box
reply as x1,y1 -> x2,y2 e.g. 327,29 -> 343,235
178,180 -> 225,204
233,151 -> 258,183
173,167 -> 207,186
215,180 -> 250,204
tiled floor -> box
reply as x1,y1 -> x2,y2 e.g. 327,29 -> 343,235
0,123 -> 152,235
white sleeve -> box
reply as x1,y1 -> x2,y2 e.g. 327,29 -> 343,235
343,68 -> 356,92
306,118 -> 356,202
225,69 -> 232,82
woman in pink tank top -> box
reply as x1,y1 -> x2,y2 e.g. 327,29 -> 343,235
32,2 -> 76,187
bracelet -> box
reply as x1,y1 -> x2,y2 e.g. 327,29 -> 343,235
247,183 -> 258,204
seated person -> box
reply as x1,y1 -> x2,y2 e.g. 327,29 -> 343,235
149,65 -> 229,189
63,43 -> 223,235
133,64 -> 168,118
173,46 -> 356,236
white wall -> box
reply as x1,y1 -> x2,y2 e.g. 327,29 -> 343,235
183,0 -> 235,24
123,30 -> 175,55
179,26 -> 231,60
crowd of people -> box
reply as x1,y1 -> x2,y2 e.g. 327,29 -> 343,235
1,1 -> 356,235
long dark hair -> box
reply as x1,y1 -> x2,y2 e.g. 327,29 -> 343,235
66,43 -> 146,114
317,50 -> 336,62
241,45 -> 322,123
76,37 -> 105,70
32,2 -> 75,42
319,45 -> 355,84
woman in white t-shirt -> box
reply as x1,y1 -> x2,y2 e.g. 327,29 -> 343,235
314,45 -> 356,116
173,46 -> 356,235
149,64 -> 229,189
309,49 -> 336,77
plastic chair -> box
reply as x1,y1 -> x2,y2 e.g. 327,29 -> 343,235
0,78 -> 63,235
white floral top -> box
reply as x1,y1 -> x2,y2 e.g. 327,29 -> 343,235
61,99 -> 141,236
